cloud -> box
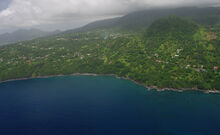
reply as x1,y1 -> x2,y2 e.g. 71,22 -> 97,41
0,0 -> 12,11
0,0 -> 220,31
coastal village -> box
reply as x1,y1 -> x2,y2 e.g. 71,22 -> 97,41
0,30 -> 219,74
0,26 -> 220,90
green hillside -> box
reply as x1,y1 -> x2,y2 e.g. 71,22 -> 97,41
144,16 -> 199,48
0,14 -> 220,91
145,16 -> 198,39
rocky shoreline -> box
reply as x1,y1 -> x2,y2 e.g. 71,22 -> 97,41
0,73 -> 220,94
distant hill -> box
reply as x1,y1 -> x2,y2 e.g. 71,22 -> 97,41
64,17 -> 120,34
0,29 -> 61,46
116,7 -> 220,30
146,16 -> 199,36
144,16 -> 199,47
64,7 -> 220,33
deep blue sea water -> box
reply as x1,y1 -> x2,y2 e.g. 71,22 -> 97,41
0,76 -> 220,135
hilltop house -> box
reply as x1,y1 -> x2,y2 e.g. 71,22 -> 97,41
214,66 -> 218,71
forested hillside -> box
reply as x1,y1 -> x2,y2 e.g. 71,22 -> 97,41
0,9 -> 220,91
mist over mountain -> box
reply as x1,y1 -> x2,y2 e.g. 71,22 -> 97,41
65,7 -> 220,33
1,7 -> 220,46
0,29 -> 61,46
1,0 -> 220,32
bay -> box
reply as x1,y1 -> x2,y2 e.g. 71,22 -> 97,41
0,75 -> 220,135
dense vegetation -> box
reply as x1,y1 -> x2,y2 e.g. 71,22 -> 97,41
0,13 -> 220,91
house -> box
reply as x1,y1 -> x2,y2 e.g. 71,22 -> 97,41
195,69 -> 201,72
177,49 -> 183,54
27,60 -> 32,64
156,60 -> 163,63
207,32 -> 217,40
56,38 -> 67,41
185,64 -> 191,69
214,66 -> 218,71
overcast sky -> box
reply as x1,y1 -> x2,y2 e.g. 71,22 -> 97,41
0,0 -> 220,33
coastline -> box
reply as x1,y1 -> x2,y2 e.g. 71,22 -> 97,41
0,73 -> 220,94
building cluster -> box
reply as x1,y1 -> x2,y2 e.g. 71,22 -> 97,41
206,32 -> 217,40
56,38 -> 67,41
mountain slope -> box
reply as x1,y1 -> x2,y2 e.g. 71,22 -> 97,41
65,7 -> 220,33
117,7 -> 220,30
0,29 -> 61,46
144,16 -> 199,48
64,17 -> 120,34
146,16 -> 199,37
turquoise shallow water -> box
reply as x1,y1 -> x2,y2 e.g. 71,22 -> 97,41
0,75 -> 220,135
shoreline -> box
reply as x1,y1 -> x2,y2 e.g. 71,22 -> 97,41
0,73 -> 220,94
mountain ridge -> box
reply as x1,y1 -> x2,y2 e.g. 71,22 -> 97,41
0,29 -> 61,46
64,7 -> 220,34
